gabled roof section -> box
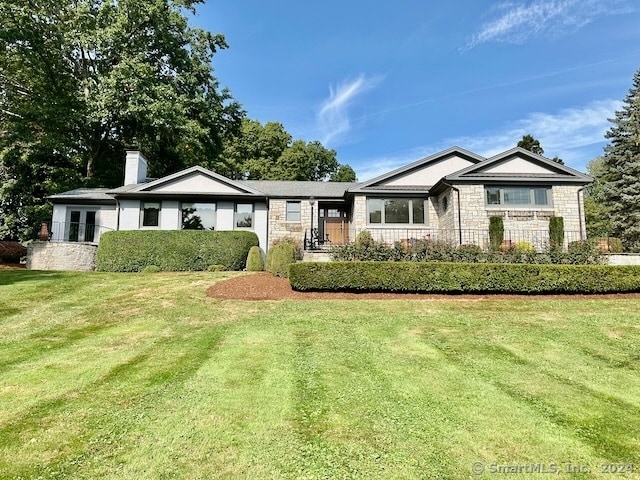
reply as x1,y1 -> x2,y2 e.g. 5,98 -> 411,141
112,166 -> 263,196
442,147 -> 593,184
349,146 -> 485,193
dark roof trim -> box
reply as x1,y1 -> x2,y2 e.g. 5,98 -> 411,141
443,147 -> 593,182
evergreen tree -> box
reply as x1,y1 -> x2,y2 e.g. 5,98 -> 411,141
600,68 -> 640,251
517,134 -> 544,155
517,134 -> 564,163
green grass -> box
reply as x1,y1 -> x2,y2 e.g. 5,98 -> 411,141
0,270 -> 639,479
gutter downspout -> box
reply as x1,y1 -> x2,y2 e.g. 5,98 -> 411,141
443,183 -> 463,245
577,186 -> 587,241
115,197 -> 121,231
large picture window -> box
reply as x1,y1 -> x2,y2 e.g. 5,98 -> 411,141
141,202 -> 160,227
367,198 -> 427,225
181,202 -> 216,230
485,186 -> 551,207
235,203 -> 254,229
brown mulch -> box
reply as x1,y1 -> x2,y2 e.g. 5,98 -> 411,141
206,272 -> 640,301
0,263 -> 26,270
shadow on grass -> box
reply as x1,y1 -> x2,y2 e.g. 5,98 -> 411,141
0,269 -> 79,286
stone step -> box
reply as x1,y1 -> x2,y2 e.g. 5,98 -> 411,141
302,251 -> 332,262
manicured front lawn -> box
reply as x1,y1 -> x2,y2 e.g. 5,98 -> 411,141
0,270 -> 639,479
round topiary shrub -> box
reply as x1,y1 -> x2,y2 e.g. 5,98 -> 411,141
266,243 -> 296,278
142,265 -> 161,273
245,246 -> 265,271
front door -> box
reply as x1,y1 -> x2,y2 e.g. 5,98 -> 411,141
319,205 -> 349,245
325,218 -> 348,244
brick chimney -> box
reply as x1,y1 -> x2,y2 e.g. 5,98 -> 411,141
124,150 -> 148,185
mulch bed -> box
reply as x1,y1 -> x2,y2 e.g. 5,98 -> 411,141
0,263 -> 26,270
206,272 -> 640,301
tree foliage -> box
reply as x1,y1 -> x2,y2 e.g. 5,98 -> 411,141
219,118 -> 354,181
330,164 -> 357,182
517,134 -> 544,155
583,157 -> 613,238
0,0 -> 243,239
598,68 -> 640,251
517,134 -> 564,164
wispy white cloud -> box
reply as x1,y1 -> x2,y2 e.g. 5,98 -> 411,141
465,0 -> 633,50
446,99 -> 620,166
317,74 -> 382,146
354,99 -> 620,180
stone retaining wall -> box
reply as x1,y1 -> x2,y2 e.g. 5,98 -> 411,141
606,254 -> 640,266
27,241 -> 97,271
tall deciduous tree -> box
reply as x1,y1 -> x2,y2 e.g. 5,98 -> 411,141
330,164 -> 357,182
220,118 -> 354,181
599,67 -> 640,251
0,0 -> 243,239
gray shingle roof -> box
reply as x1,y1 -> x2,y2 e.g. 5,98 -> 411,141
48,188 -> 115,202
239,180 -> 357,198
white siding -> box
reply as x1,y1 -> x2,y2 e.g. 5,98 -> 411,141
151,173 -> 246,194
254,201 -> 268,249
383,156 -> 475,186
160,201 -> 180,230
482,157 -> 558,174
216,201 -> 235,230
119,199 -> 141,230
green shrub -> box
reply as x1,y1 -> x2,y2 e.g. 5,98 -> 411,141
489,216 -> 504,251
245,246 -> 265,271
270,236 -> 303,260
96,230 -> 259,272
514,241 -> 535,253
330,234 -> 603,265
596,237 -> 624,253
266,243 -> 296,278
289,262 -> 640,294
549,217 -> 564,250
0,241 -> 27,263
207,264 -> 226,272
142,265 -> 161,273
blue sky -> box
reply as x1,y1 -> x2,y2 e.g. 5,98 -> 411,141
193,0 -> 640,181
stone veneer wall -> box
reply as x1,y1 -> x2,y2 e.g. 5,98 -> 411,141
455,184 -> 586,248
27,241 -> 97,271
268,199 -> 313,249
351,194 -> 438,244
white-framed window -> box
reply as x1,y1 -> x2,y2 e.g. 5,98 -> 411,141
181,202 -> 216,230
66,209 -> 98,242
485,186 -> 551,207
235,203 -> 254,229
141,202 -> 160,227
286,201 -> 301,221
367,198 -> 427,225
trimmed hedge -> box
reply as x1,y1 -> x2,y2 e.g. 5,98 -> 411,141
96,230 -> 259,272
266,243 -> 296,278
289,261 -> 640,294
246,246 -> 265,271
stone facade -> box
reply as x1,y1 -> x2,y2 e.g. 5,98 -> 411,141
452,184 -> 586,249
268,199 -> 313,248
27,242 -> 97,271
